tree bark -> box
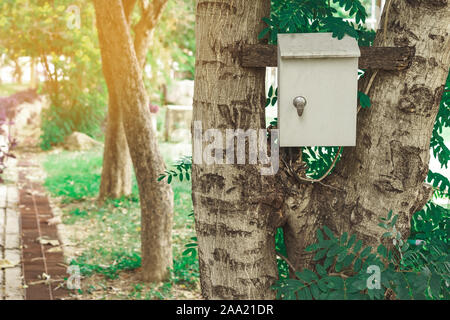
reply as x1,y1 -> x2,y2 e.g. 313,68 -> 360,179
193,0 -> 450,298
134,0 -> 168,68
94,0 -> 174,282
193,0 -> 278,299
99,98 -> 133,200
283,0 -> 450,272
99,0 -> 167,200
98,0 -> 136,200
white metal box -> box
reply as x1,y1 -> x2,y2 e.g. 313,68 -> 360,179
277,33 -> 360,147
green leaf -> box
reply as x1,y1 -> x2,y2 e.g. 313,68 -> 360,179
358,91 -> 371,108
327,244 -> 341,257
353,240 -> 363,253
377,244 -> 387,258
316,229 -> 324,242
343,253 -> 355,268
346,234 -> 356,249
390,214 -> 399,228
305,243 -> 320,252
360,246 -> 372,258
310,283 -> 320,299
296,269 -> 318,283
314,249 -> 327,261
429,273 -> 441,299
387,210 -> 393,220
340,232 -> 348,244
323,256 -> 334,269
297,287 -> 313,300
316,264 -> 327,277
258,27 -> 270,40
353,258 -> 362,272
271,97 -> 278,106
323,225 -> 335,239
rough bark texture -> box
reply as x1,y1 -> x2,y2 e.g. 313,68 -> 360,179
193,0 -> 449,298
283,0 -> 450,272
99,99 -> 133,200
98,0 -> 136,200
99,0 -> 167,200
94,0 -> 174,282
192,0 -> 279,300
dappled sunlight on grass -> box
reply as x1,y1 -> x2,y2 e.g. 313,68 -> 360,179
43,147 -> 199,299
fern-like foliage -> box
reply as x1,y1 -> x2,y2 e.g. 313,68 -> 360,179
428,71 -> 450,197
273,210 -> 450,300
261,0 -> 373,44
158,155 -> 192,184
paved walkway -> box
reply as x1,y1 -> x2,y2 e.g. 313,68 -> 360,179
0,183 -> 24,300
1,157 -> 68,300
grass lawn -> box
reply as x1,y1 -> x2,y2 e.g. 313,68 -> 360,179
0,83 -> 30,97
43,145 -> 199,299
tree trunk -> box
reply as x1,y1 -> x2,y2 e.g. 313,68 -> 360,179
99,97 -> 133,200
98,0 -> 167,200
94,0 -> 174,282
30,57 -> 38,89
283,0 -> 450,272
14,59 -> 22,84
98,0 -> 135,200
192,0 -> 278,299
193,0 -> 450,298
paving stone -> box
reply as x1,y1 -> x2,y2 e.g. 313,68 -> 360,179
0,208 -> 5,248
6,186 -> 19,208
5,208 -> 20,235
5,232 -> 20,249
8,159 -> 69,300
0,185 -> 6,208
5,249 -> 21,264
0,270 -> 4,300
4,267 -> 24,300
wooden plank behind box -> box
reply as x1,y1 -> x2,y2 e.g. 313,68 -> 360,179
241,44 -> 414,71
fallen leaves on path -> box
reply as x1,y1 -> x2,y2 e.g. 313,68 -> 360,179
36,236 -> 60,246
0,259 -> 19,269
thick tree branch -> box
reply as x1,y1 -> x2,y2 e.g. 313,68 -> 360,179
133,0 -> 168,68
122,0 -> 138,24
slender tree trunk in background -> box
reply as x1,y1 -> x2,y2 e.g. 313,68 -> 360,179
30,57 -> 37,89
99,0 -> 167,200
193,0 -> 278,299
99,99 -> 133,199
98,0 -> 134,200
94,0 -> 174,282
14,59 -> 22,84
283,0 -> 450,272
